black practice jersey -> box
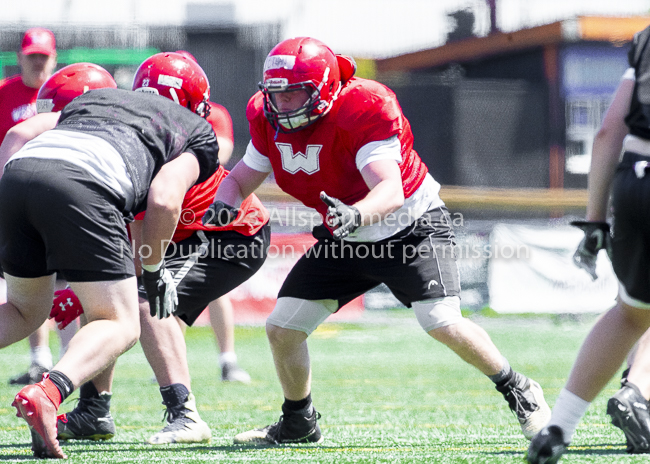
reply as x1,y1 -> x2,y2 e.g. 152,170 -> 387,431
625,25 -> 650,140
54,88 -> 219,213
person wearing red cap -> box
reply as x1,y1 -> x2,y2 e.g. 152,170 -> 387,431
0,28 -> 57,142
0,28 -> 61,386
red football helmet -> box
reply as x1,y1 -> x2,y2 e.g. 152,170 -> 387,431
260,37 -> 343,132
175,50 -> 198,63
36,63 -> 117,113
132,52 -> 210,118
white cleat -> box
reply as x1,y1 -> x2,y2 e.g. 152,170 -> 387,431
496,373 -> 551,440
221,362 -> 251,384
146,393 -> 211,444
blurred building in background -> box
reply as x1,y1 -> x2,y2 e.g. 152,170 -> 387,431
377,16 -> 650,190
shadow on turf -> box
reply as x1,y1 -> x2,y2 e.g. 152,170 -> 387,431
475,443 -> 630,459
0,442 -> 46,461
0,442 -> 633,460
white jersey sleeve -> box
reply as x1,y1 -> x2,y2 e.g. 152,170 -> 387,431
355,135 -> 402,171
242,140 -> 273,173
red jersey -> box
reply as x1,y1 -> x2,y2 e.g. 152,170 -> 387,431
171,165 -> 268,242
246,77 -> 428,221
135,101 -> 269,242
206,101 -> 234,142
0,75 -> 39,143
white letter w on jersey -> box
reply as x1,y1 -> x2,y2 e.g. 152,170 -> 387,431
276,143 -> 321,174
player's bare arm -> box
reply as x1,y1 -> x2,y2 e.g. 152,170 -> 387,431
213,160 -> 270,208
354,158 -> 405,226
141,152 -> 200,266
0,112 -> 60,174
215,135 -> 234,165
586,77 -> 633,222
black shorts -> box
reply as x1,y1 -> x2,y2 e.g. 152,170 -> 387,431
278,206 -> 461,309
138,225 -> 270,326
0,158 -> 134,282
611,152 -> 650,303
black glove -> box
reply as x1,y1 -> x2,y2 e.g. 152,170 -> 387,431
570,220 -> 611,281
142,264 -> 178,319
202,201 -> 240,227
320,191 -> 361,240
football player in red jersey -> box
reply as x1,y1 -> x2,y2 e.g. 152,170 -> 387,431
0,28 -> 61,386
175,50 -> 252,384
49,53 -> 270,445
204,37 -> 551,445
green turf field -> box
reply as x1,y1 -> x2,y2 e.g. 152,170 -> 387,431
0,311 -> 641,463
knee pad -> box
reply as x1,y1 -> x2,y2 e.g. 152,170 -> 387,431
412,295 -> 462,332
267,297 -> 338,335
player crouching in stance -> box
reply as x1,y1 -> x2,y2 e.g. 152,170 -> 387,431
0,57 -> 220,458
48,53 -> 270,446
204,36 -> 551,445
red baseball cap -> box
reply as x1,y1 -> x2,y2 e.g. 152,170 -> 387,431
21,28 -> 56,56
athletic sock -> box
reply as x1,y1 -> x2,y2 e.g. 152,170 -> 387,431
488,358 -> 513,386
547,388 -> 590,443
46,370 -> 74,405
283,393 -> 312,413
160,383 -> 190,407
79,381 -> 100,399
219,351 -> 237,368
31,345 -> 53,369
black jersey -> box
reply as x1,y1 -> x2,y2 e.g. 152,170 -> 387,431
54,88 -> 219,213
625,25 -> 650,140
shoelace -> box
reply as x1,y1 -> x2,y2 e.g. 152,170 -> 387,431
160,404 -> 194,432
504,385 -> 533,420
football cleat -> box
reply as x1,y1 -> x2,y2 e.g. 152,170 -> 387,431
233,404 -> 323,445
496,371 -> 551,440
527,425 -> 568,464
607,380 -> 650,453
221,362 -> 251,383
12,383 -> 66,459
147,393 -> 211,444
9,363 -> 49,385
57,392 -> 115,441
621,367 -> 631,385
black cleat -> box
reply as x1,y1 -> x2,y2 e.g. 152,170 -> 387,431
57,391 -> 115,441
496,371 -> 551,439
607,380 -> 650,454
233,404 -> 323,445
9,363 -> 49,385
527,425 -> 568,463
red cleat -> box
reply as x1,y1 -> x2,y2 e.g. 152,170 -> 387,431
12,384 -> 67,459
